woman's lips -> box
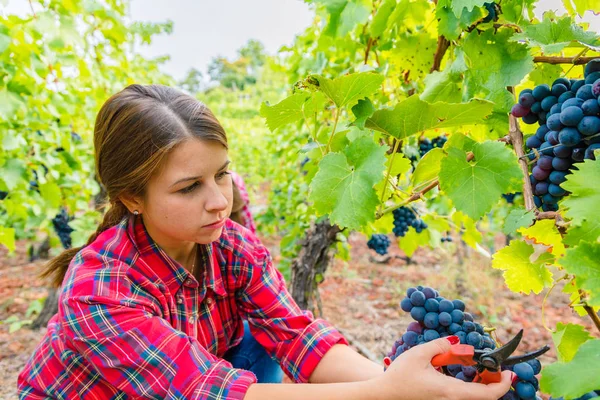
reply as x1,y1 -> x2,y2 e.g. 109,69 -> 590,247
203,219 -> 226,229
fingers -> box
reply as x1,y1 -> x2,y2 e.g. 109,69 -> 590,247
455,370 -> 514,400
416,337 -> 453,359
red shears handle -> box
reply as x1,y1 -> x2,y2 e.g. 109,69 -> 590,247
432,344 -> 477,367
431,344 -> 502,384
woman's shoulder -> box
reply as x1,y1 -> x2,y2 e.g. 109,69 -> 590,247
217,218 -> 270,265
64,221 -> 138,293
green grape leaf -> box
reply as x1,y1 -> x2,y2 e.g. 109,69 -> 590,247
552,322 -> 594,363
399,227 -> 430,257
310,72 -> 384,109
0,158 -> 27,190
0,226 -> 15,252
351,97 -> 376,129
420,69 -> 463,103
565,0 -> 600,17
451,0 -> 487,17
0,32 -> 10,54
309,136 -> 387,230
370,0 -> 396,37
511,14 -> 600,53
386,31 -> 438,82
491,239 -> 553,294
260,93 -> 312,132
562,280 -> 590,317
365,96 -> 494,140
387,153 -> 412,177
462,29 -> 534,112
411,148 -> 444,187
541,339 -> 600,399
519,219 -> 565,257
503,208 -> 535,236
559,241 -> 600,306
446,133 -> 477,153
451,211 -> 482,249
439,142 -> 523,220
561,160 -> 600,226
39,182 -> 62,209
436,6 -> 484,41
338,0 -> 371,37
0,89 -> 26,121
563,219 -> 600,246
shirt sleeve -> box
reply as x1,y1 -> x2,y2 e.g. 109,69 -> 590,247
236,243 -> 349,383
61,262 -> 257,400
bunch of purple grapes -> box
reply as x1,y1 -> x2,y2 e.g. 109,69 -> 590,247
51,207 -> 74,249
388,286 -> 545,399
511,59 -> 600,212
392,207 -> 427,237
367,234 -> 391,255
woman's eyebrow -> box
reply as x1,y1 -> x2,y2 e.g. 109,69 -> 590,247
170,160 -> 231,187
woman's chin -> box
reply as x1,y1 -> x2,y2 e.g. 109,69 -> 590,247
196,228 -> 224,244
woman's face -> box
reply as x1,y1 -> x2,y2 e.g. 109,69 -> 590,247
137,138 -> 233,253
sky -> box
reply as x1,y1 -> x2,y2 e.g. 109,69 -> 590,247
2,0 -> 599,82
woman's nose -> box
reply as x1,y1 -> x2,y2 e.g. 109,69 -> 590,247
204,184 -> 229,212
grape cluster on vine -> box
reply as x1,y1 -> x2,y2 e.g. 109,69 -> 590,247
502,193 -> 520,204
389,286 -> 548,400
392,207 -> 427,237
418,135 -> 448,158
367,234 -> 391,256
51,207 -> 74,249
511,59 -> 600,212
482,2 -> 499,23
441,233 -> 453,243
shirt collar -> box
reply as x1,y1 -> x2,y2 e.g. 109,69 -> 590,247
125,214 -> 227,297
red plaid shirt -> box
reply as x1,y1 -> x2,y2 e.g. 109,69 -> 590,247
18,215 -> 347,399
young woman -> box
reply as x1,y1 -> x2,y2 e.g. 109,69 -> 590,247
17,84 -> 512,399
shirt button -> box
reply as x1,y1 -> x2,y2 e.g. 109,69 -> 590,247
176,297 -> 183,304
185,279 -> 193,286
189,315 -> 195,323
206,298 -> 213,305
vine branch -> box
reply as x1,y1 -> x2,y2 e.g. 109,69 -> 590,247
430,36 -> 450,73
533,56 -> 598,65
579,289 -> 600,334
508,87 -> 536,212
365,37 -> 374,65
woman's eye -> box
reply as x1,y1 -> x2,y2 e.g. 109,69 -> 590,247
180,182 -> 199,194
217,171 -> 231,180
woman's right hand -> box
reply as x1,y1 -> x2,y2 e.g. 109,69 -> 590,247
369,337 -> 514,400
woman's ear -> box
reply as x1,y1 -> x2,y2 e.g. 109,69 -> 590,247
119,194 -> 144,215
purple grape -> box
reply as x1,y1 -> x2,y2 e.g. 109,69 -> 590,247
552,156 -> 571,171
558,127 -> 582,146
424,298 -> 440,312
410,290 -> 426,306
511,103 -> 530,118
532,166 -> 550,181
400,297 -> 413,312
537,155 -> 553,170
560,106 -> 584,126
407,321 -> 423,333
534,181 -> 549,196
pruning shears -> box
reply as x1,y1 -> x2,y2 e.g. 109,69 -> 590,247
431,329 -> 550,384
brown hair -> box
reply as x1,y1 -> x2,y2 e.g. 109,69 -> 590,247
41,84 -> 234,288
